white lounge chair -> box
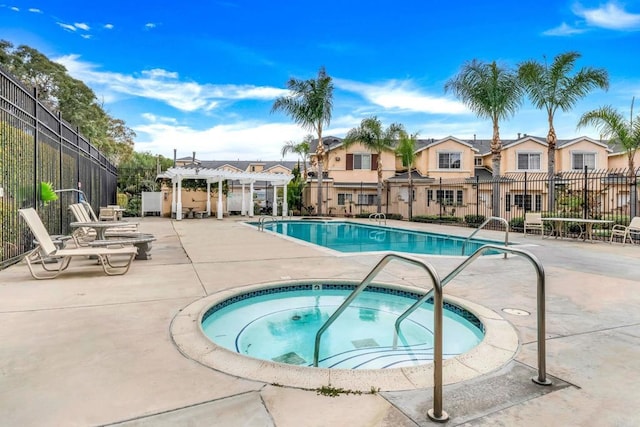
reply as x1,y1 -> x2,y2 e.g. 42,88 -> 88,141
19,208 -> 138,279
610,217 -> 640,245
524,213 -> 544,237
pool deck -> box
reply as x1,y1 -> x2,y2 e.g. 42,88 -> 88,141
1,217 -> 639,426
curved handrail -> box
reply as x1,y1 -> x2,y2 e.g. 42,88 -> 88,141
461,216 -> 509,258
394,244 -> 551,387
258,215 -> 278,231
312,252 -> 449,421
368,212 -> 386,225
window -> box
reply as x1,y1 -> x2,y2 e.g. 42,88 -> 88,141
435,189 -> 463,206
572,152 -> 596,170
510,194 -> 542,211
474,157 -> 483,166
357,194 -> 377,205
337,193 -> 353,205
353,154 -> 371,170
517,152 -> 541,170
438,152 -> 461,169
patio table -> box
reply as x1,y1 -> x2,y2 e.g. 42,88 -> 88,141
543,218 -> 613,242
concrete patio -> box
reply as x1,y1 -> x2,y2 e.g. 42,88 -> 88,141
0,217 -> 638,426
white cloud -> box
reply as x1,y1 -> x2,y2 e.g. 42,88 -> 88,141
28,8 -> 42,13
573,1 -> 640,30
75,22 -> 90,31
81,34 -> 91,39
133,120 -> 306,160
10,6 -> 18,11
104,23 -> 114,29
53,54 -> 289,112
335,78 -> 467,115
145,23 -> 156,29
141,113 -> 178,124
57,22 -> 77,32
543,22 -> 587,36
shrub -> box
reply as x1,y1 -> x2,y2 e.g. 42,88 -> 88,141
411,215 -> 462,224
464,215 -> 486,227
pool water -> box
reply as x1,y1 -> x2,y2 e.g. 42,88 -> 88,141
257,221 -> 501,256
201,285 -> 484,369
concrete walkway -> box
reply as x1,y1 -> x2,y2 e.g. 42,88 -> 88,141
0,217 -> 638,426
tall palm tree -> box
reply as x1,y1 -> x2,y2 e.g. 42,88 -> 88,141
272,67 -> 333,215
281,134 -> 312,180
518,51 -> 609,210
445,59 -> 523,215
577,97 -> 640,217
395,130 -> 418,220
343,117 -> 403,213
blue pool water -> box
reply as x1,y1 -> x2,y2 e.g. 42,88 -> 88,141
201,284 -> 484,369
256,220 -> 501,256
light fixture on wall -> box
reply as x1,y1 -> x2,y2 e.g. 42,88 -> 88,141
335,156 -> 341,161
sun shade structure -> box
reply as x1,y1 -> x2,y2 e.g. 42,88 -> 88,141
158,166 -> 294,220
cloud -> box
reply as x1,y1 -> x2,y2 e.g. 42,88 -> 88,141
543,22 -> 587,36
28,8 -> 43,13
53,54 -> 289,112
133,120 -> 306,160
57,22 -> 77,32
74,22 -> 90,31
81,34 -> 91,39
334,78 -> 467,115
573,1 -> 640,30
10,6 -> 19,12
104,23 -> 114,29
145,23 -> 157,29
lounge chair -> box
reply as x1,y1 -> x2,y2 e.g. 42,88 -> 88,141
19,208 -> 137,279
524,213 -> 544,237
69,203 -> 138,246
609,217 -> 640,245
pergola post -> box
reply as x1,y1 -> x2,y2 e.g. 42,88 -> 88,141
176,178 -> 183,220
217,177 -> 224,220
282,181 -> 288,217
206,180 -> 211,216
241,182 -> 246,216
249,181 -> 255,217
171,179 -> 177,218
272,184 -> 278,216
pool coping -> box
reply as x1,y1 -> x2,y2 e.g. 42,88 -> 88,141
170,279 -> 519,392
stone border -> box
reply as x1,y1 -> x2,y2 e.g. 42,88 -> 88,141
170,280 -> 519,392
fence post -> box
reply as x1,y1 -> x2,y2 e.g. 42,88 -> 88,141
583,165 -> 588,219
524,171 -> 528,213
475,175 -> 479,218
438,177 -> 443,220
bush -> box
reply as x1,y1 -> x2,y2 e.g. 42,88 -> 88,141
354,213 -> 403,220
509,216 -> 524,231
411,215 -> 462,224
464,215 -> 486,227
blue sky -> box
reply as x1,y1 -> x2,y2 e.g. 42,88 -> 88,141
2,1 -> 640,161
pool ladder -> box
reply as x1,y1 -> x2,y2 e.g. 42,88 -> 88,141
368,212 -> 386,225
257,215 -> 279,231
313,244 -> 551,423
461,216 -> 510,258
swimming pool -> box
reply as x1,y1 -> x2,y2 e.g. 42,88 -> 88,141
201,282 -> 484,369
255,220 -> 502,256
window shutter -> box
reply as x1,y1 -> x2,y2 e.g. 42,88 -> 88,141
346,154 -> 353,170
371,154 -> 378,170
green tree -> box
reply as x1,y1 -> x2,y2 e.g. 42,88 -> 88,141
281,134 -> 311,180
343,117 -> 404,213
396,130 -> 418,220
518,52 -> 609,209
445,59 -> 523,214
577,97 -> 640,217
272,66 -> 333,215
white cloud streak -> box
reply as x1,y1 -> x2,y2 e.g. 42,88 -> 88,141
74,22 -> 90,31
573,1 -> 640,30
54,54 -> 289,112
335,78 -> 467,115
543,22 -> 587,36
104,23 -> 114,29
28,8 -> 42,13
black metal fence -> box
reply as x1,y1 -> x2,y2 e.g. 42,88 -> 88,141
306,167 -> 640,239
1,66 -> 117,268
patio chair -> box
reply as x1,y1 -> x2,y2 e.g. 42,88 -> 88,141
19,208 -> 137,279
609,216 -> 640,245
524,213 -> 544,237
99,207 -> 117,221
69,204 -> 138,246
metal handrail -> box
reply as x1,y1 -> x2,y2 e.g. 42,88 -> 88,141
394,244 -> 552,387
368,212 -> 386,225
257,215 -> 278,231
313,253 -> 449,422
461,216 -> 509,258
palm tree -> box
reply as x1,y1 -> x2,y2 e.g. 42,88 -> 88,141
272,67 -> 333,215
281,135 -> 312,180
445,59 -> 523,215
577,97 -> 640,217
343,117 -> 403,213
518,51 -> 609,210
395,130 -> 418,220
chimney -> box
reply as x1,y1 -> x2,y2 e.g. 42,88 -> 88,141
173,149 -> 177,167
192,151 -> 196,165
473,134 -> 476,141
518,133 -> 521,138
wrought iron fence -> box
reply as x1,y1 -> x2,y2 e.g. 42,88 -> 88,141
0,66 -> 117,268
304,167 -> 639,240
